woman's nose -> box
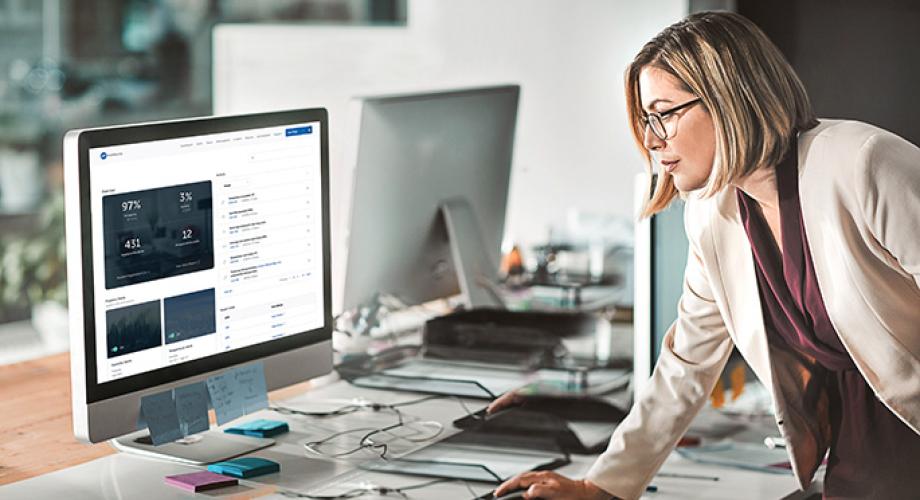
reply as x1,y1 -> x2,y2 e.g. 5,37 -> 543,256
643,125 -> 665,151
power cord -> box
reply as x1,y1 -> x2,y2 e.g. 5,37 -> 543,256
302,405 -> 442,460
271,394 -> 484,422
271,394 -> 487,461
278,477 -> 480,499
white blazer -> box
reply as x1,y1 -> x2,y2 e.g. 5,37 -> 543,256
586,120 -> 920,499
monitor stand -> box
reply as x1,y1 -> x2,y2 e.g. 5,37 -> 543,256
440,198 -> 505,309
112,429 -> 275,465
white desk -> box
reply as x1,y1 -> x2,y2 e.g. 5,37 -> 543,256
0,375 -> 817,499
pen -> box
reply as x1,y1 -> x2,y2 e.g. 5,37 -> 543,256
656,472 -> 719,481
764,436 -> 787,449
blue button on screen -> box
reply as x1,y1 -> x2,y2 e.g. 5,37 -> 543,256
285,126 -> 313,137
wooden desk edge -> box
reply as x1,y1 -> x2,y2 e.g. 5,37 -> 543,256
0,352 -> 312,486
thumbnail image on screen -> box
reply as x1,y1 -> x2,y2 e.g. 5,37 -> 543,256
164,288 -> 217,344
103,181 -> 214,289
106,300 -> 162,358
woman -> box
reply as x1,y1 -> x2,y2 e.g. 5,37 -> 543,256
493,11 -> 920,500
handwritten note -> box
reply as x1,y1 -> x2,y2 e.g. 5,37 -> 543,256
206,362 -> 268,425
174,381 -> 210,435
206,372 -> 246,426
140,390 -> 183,445
233,362 -> 269,414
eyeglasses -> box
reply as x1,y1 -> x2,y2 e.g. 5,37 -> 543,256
642,97 -> 702,141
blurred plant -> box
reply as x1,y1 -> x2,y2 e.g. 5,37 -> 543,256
0,192 -> 67,315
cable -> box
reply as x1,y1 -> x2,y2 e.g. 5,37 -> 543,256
279,478 -> 471,499
275,394 -> 486,459
271,393 -> 480,421
271,404 -> 365,418
450,395 -> 486,422
303,406 -> 444,460
270,394 -> 440,419
304,425 -> 383,459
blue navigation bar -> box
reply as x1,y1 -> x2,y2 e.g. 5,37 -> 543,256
285,126 -> 313,137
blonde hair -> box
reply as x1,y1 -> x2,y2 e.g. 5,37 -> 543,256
627,11 -> 819,217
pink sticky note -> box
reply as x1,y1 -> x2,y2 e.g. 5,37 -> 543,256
165,470 -> 238,492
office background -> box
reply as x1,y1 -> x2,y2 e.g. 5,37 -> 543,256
1,0 -> 919,362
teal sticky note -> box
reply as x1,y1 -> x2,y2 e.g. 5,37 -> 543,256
206,372 -> 246,426
232,362 -> 269,414
141,390 -> 183,445
174,382 -> 210,436
225,419 -> 289,437
208,457 -> 280,478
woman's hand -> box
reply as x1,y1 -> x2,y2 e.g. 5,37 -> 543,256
493,471 -> 611,499
486,390 -> 526,414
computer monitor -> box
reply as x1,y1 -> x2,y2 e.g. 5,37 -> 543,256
64,109 -> 333,463
633,174 -> 688,396
341,85 -> 519,312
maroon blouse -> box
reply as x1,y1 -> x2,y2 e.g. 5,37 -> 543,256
737,137 -> 920,499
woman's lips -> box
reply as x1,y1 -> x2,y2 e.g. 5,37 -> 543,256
662,159 -> 680,173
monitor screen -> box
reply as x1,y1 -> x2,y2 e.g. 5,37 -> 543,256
649,199 -> 688,367
342,86 -> 518,311
85,119 -> 325,384
633,173 -> 688,395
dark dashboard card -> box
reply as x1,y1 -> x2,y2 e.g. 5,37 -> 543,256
164,288 -> 217,344
106,299 -> 162,357
103,181 -> 214,289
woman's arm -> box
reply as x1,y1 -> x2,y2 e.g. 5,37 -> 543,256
856,130 -> 920,288
585,204 -> 735,499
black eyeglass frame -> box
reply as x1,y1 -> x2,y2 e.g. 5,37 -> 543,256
642,97 -> 702,141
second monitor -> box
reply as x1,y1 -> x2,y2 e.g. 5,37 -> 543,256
342,85 -> 520,311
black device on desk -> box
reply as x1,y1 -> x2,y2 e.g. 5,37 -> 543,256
453,395 -> 627,454
480,490 -> 527,500
422,308 -> 606,368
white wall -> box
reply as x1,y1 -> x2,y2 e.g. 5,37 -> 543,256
214,0 -> 687,308
406,1 -> 686,240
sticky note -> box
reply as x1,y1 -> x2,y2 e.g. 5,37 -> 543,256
232,362 -> 269,413
164,471 -> 238,492
206,371 -> 246,426
208,457 -> 280,478
225,419 -> 289,438
206,362 -> 269,425
140,390 -> 183,445
174,381 -> 210,436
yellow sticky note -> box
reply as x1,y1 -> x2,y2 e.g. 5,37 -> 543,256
710,378 -> 725,408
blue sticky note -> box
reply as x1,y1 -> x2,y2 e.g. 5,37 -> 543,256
174,382 -> 210,436
232,362 -> 269,414
208,457 -> 280,478
225,419 -> 289,437
206,372 -> 246,426
140,390 -> 183,445
206,362 -> 269,425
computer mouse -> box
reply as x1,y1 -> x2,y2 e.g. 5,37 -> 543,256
493,488 -> 528,500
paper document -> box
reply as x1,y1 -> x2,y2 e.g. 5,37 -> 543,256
676,442 -> 793,474
523,368 -> 630,396
363,442 -> 565,482
356,359 -> 630,399
377,359 -> 535,397
351,374 -> 500,398
567,420 -> 615,450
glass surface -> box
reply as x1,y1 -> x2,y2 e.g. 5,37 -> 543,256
0,0 -> 405,332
